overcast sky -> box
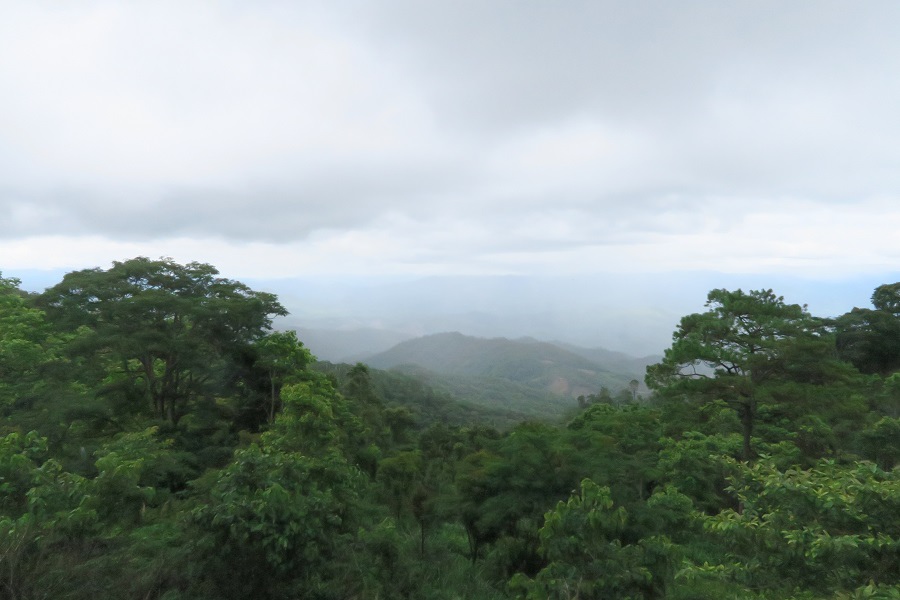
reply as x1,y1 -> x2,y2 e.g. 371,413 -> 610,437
3,1 -> 900,350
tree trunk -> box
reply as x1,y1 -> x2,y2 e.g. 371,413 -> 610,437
269,370 -> 276,424
740,400 -> 754,462
419,519 -> 426,557
464,522 -> 479,564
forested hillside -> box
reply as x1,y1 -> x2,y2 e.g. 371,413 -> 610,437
367,332 -> 641,398
313,361 -> 539,430
1,258 -> 899,599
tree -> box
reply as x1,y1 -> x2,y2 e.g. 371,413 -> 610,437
191,444 -> 362,599
253,331 -> 312,424
566,403 -> 663,504
0,431 -> 95,599
699,458 -> 900,597
0,275 -> 55,416
340,363 -> 388,476
378,450 -> 423,520
647,289 -> 834,461
836,283 -> 900,376
858,416 -> 900,470
656,432 -> 742,514
629,378 -> 640,402
38,257 -> 286,426
190,374 -> 369,599
453,422 -> 575,573
510,479 -> 691,600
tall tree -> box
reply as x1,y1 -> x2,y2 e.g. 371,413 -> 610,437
835,282 -> 900,376
646,288 -> 835,461
38,257 -> 286,425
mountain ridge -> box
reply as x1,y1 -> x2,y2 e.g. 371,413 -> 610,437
364,331 -> 656,399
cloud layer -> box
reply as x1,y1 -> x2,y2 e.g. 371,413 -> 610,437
2,1 -> 900,279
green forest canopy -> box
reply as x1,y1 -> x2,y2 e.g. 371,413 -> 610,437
1,257 -> 899,600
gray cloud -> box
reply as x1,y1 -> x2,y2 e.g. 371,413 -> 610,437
1,0 -> 900,280
353,1 -> 900,202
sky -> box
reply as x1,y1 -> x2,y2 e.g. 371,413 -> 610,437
3,1 -> 900,355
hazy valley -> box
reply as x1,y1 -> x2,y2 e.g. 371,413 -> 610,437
297,329 -> 659,422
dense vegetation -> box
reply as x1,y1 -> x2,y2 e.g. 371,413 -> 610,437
1,257 -> 899,599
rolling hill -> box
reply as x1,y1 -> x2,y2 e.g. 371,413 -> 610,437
365,332 -> 652,400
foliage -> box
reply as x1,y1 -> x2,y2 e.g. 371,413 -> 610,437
0,275 -> 68,425
836,283 -> 900,376
657,432 -> 742,514
696,458 -> 900,597
253,330 -> 312,423
38,257 -> 285,426
191,443 -> 362,599
511,479 -> 690,600
2,262 -> 900,599
566,403 -> 663,504
647,288 -> 849,461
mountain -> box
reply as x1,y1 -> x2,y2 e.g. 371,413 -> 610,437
386,363 -> 577,421
553,342 -> 661,384
365,332 -> 643,399
255,273 -> 695,356
313,361 -> 538,430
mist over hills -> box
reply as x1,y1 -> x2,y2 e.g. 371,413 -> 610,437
14,269 -> 888,360
269,273 -> 695,357
297,329 -> 660,420
363,331 -> 655,399
293,327 -> 415,363
264,271 -> 889,360
552,342 -> 661,379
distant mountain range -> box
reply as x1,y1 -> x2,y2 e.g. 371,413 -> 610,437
297,329 -> 661,420
268,273 -> 700,357
364,331 -> 658,398
551,342 -> 661,382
